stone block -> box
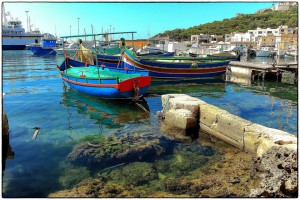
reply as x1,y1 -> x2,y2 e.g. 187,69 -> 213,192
165,109 -> 197,130
169,99 -> 200,117
213,113 -> 252,143
199,104 -> 228,127
161,94 -> 189,107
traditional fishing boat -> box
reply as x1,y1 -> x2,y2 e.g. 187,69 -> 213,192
122,48 -> 230,79
97,47 -> 175,68
57,52 -> 151,99
206,52 -> 238,60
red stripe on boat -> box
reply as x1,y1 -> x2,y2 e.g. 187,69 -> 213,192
123,53 -> 227,74
62,77 -> 119,89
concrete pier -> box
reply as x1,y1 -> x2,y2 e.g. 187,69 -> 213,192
228,61 -> 298,84
159,94 -> 297,197
160,94 -> 297,155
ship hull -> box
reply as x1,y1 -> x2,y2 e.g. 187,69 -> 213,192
2,45 -> 27,50
2,36 -> 41,50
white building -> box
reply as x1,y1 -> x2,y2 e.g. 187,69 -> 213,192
247,27 -> 280,37
230,32 -> 254,42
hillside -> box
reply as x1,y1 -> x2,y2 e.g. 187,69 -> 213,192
155,6 -> 298,41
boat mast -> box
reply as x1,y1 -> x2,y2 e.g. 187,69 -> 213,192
25,11 -> 29,32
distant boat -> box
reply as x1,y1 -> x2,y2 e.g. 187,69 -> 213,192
206,52 -> 238,60
55,42 -> 79,55
57,54 -> 151,99
2,5 -> 43,50
27,33 -> 57,56
136,47 -> 175,57
122,48 -> 230,79
255,47 -> 272,57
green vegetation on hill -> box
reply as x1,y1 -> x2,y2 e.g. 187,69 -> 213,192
155,6 -> 298,41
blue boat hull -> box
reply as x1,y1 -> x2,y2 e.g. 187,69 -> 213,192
28,46 -> 57,55
123,49 -> 229,79
64,78 -> 149,99
58,57 -> 151,99
97,49 -> 229,79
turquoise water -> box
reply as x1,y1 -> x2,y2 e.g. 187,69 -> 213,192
2,51 -> 298,197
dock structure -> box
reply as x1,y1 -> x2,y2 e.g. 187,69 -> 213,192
227,61 -> 298,84
158,94 -> 297,197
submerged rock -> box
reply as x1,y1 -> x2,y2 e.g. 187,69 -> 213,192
67,133 -> 172,166
48,178 -> 145,198
155,143 -> 214,178
99,162 -> 157,186
58,161 -> 91,189
250,145 -> 298,197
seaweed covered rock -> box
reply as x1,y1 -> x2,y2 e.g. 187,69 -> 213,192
250,145 -> 297,197
99,162 -> 157,186
58,161 -> 91,189
155,144 -> 214,178
48,178 -> 146,198
67,133 -> 172,166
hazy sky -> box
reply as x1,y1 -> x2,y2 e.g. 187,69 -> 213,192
3,1 -> 275,39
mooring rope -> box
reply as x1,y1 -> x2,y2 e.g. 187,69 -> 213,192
135,102 -> 159,120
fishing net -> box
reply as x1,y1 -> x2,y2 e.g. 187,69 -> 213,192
76,44 -> 95,65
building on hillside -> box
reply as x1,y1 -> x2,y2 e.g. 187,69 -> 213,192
211,35 -> 224,42
257,35 -> 277,49
247,27 -> 280,37
279,33 -> 298,51
227,32 -> 257,48
191,34 -> 211,45
278,25 -> 294,34
272,2 -> 297,11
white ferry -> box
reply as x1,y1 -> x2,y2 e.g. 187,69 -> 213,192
2,6 -> 43,50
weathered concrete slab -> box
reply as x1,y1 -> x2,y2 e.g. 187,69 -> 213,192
213,113 -> 252,144
200,123 -> 244,150
199,104 -> 228,127
165,109 -> 197,130
244,123 -> 297,156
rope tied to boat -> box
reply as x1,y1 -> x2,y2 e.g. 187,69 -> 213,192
132,79 -> 140,100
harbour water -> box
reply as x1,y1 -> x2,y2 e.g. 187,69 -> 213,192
2,51 -> 298,197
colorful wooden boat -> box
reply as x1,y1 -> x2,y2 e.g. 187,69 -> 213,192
97,48 -> 175,68
57,56 -> 151,99
122,48 -> 230,79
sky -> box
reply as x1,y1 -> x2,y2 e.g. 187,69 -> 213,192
3,1 -> 276,40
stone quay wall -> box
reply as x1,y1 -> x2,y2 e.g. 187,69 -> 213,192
159,94 -> 297,197
160,94 -> 297,156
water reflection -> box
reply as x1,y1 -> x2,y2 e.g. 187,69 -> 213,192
60,88 -> 151,134
148,78 -> 226,98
